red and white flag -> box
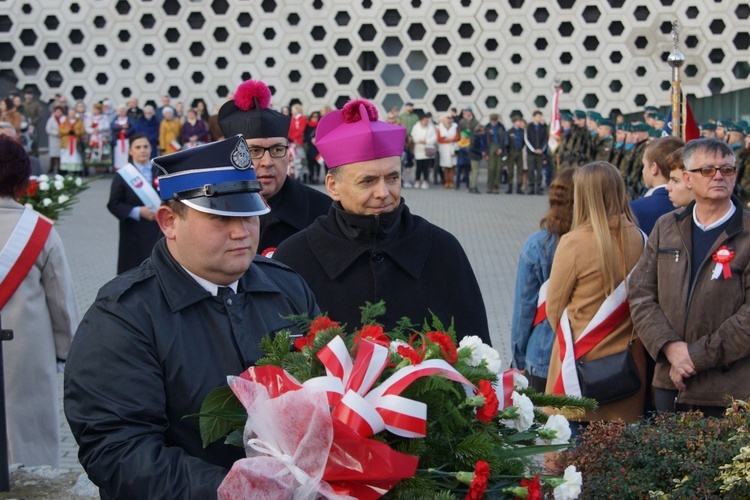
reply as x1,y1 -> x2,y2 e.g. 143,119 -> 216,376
548,84 -> 563,151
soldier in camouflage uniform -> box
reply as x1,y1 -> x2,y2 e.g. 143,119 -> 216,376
726,123 -> 748,198
570,110 -> 589,166
556,112 -> 575,170
628,123 -> 650,198
593,119 -> 615,162
610,122 -> 630,173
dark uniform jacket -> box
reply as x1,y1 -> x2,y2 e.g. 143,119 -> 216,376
107,169 -> 163,274
273,200 -> 492,344
259,176 -> 331,255
64,239 -> 319,499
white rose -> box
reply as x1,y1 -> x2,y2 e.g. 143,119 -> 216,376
24,203 -> 34,210
54,180 -> 64,190
39,181 -> 50,191
42,198 -> 53,207
553,465 -> 582,499
75,177 -> 83,187
58,194 -> 70,204
38,174 -> 49,182
54,174 -> 64,181
501,391 -> 534,432
458,336 -> 484,366
540,414 -> 571,446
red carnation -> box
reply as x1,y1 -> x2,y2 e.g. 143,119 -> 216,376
342,99 -> 378,124
26,179 -> 39,196
465,460 -> 490,500
354,325 -> 390,347
293,316 -> 340,351
397,344 -> 423,365
426,331 -> 458,364
474,379 -> 499,423
519,475 -> 542,500
233,79 -> 272,111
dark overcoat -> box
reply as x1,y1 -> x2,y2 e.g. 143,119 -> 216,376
106,168 -> 163,274
64,239 -> 319,499
258,176 -> 331,255
273,200 -> 492,344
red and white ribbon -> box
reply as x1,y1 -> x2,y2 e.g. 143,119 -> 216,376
532,279 -> 549,327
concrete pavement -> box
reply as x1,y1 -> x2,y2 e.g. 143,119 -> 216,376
54,170 -> 548,471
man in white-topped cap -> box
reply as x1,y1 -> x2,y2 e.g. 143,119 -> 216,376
64,135 -> 320,499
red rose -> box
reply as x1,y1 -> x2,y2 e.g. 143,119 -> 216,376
519,475 -> 542,500
465,460 -> 490,500
474,379 -> 499,423
397,344 -> 423,365
354,324 -> 390,347
426,331 -> 458,364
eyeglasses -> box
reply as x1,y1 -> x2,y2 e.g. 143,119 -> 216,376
248,145 -> 288,159
687,165 -> 737,177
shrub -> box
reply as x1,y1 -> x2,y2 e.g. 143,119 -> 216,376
556,400 -> 750,499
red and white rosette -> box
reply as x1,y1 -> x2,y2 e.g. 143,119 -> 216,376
711,245 -> 734,280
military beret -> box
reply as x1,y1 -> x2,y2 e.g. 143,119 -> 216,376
574,110 -> 586,119
700,122 -> 717,131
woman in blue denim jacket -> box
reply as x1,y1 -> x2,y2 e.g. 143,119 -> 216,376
511,168 -> 575,392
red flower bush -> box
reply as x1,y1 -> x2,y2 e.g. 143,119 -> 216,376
465,460 -> 490,500
426,331 -> 458,364
474,380 -> 500,423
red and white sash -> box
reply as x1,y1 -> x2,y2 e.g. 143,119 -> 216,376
117,163 -> 161,211
532,279 -> 549,327
553,231 -> 647,397
0,209 -> 53,310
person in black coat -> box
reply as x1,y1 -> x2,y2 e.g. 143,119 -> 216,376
273,98 -> 492,344
65,136 -> 320,499
106,133 -> 163,274
218,79 -> 331,257
524,110 -> 549,195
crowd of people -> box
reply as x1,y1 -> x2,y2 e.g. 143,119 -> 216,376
3,78 -> 750,495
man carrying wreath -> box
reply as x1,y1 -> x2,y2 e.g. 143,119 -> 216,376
630,138 -> 750,417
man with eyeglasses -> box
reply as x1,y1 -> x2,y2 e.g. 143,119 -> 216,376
218,80 -> 331,256
630,138 -> 750,417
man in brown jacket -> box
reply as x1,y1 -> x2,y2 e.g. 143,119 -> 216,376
629,138 -> 750,417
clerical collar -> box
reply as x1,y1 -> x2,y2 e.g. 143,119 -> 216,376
181,266 -> 238,296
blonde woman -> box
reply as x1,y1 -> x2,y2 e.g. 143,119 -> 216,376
158,106 -> 182,154
437,112 -> 458,188
545,162 -> 647,436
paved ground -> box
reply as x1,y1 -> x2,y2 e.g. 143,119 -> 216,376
53,167 -> 547,471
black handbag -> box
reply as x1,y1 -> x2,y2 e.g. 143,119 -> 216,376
576,339 -> 641,405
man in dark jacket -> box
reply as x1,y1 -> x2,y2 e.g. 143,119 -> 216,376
65,136 -> 320,499
218,79 -> 330,257
524,110 -> 548,195
273,98 -> 491,344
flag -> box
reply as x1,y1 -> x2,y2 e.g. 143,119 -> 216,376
662,92 -> 700,142
547,85 -> 562,151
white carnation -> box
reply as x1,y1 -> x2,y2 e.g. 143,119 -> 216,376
553,465 -> 582,499
42,198 -> 53,207
37,174 -> 49,182
513,372 -> 529,390
24,203 -> 34,210
54,174 -> 64,181
54,180 -> 64,190
501,391 -> 534,432
458,335 -> 484,366
478,344 -> 502,374
540,414 -> 571,445
39,181 -> 50,191
58,194 -> 70,204
75,177 -> 83,187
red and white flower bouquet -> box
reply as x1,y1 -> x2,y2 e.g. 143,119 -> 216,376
197,302 -> 591,499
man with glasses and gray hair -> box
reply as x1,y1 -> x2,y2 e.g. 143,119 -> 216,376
218,80 -> 331,257
630,137 -> 750,417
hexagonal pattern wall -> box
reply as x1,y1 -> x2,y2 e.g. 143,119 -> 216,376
1,0 -> 749,120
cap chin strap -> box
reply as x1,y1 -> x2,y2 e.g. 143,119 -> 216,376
171,179 -> 262,201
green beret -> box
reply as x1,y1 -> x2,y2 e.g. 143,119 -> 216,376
598,119 -> 615,129
586,110 -> 601,119
652,113 -> 665,121
648,128 -> 663,137
561,112 -> 573,121
701,122 -> 717,131
643,105 -> 658,112
618,123 -> 633,132
737,119 -> 748,129
574,110 -> 586,119
726,123 -> 744,133
633,122 -> 651,132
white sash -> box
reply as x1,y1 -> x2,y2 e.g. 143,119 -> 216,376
117,163 -> 161,211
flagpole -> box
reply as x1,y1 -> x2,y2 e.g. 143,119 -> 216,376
667,21 -> 685,139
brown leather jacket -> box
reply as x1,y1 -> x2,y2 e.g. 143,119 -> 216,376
629,197 -> 750,406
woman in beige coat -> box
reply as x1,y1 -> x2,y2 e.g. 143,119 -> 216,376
545,161 -> 647,435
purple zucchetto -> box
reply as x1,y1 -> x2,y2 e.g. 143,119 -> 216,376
315,99 -> 406,169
